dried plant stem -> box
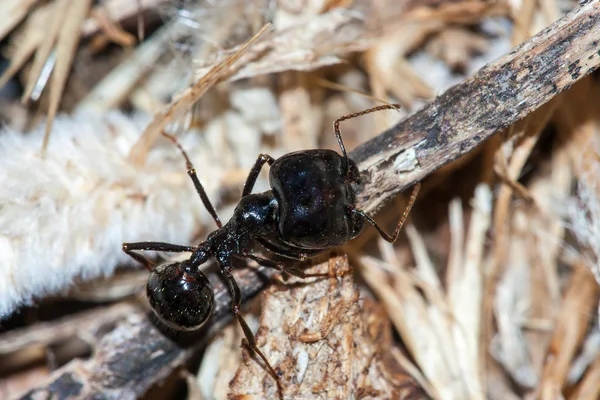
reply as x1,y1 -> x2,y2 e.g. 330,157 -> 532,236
350,0 -> 600,214
13,266 -> 275,400
42,0 -> 92,152
127,23 -> 273,166
572,356 -> 600,400
539,265 -> 600,399
0,302 -> 140,356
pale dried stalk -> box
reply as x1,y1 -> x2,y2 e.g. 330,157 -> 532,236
539,266 -> 600,399
21,0 -> 70,103
193,9 -> 374,83
447,184 -> 492,399
42,0 -> 93,152
81,0 -> 169,37
360,184 -> 492,400
76,21 -> 180,114
485,100 -> 558,377
0,0 -> 38,41
492,209 -> 538,388
127,23 -> 273,166
571,356 -> 600,400
0,2 -> 53,90
556,80 -> 600,283
350,0 -> 600,214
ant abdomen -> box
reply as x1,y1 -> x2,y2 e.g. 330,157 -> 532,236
146,262 -> 214,330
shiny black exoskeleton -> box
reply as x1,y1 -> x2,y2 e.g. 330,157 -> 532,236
122,104 -> 420,396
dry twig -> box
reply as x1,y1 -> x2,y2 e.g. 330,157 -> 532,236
14,266 -> 276,400
351,0 -> 600,214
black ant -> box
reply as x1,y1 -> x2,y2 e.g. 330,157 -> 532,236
122,104 -> 420,397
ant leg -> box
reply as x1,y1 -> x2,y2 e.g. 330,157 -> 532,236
333,103 -> 401,176
220,267 -> 283,398
351,182 -> 420,243
255,237 -> 309,261
244,254 -> 328,279
162,131 -> 223,228
122,242 -> 194,271
242,153 -> 275,197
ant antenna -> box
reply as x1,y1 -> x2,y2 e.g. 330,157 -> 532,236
333,103 -> 401,177
161,131 -> 223,228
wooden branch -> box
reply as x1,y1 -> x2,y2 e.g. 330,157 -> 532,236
17,1 -> 600,398
16,266 -> 276,400
351,0 -> 600,214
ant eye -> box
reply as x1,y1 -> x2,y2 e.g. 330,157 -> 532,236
146,262 -> 214,330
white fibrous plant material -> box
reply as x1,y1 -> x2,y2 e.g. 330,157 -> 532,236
0,111 -> 223,318
568,166 -> 600,285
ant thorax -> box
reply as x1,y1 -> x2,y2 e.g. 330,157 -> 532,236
224,192 -> 278,238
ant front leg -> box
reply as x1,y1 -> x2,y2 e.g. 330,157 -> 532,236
242,153 -> 275,197
351,182 -> 421,242
243,254 -> 328,279
161,131 -> 223,228
122,242 -> 194,271
220,265 -> 284,398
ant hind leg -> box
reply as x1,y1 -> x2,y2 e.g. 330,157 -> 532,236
122,241 -> 194,271
243,253 -> 328,279
220,267 -> 284,399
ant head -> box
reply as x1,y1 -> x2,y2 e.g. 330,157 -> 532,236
146,261 -> 214,330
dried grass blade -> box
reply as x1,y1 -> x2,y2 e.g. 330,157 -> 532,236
571,355 -> 600,400
76,21 -> 178,114
539,266 -> 599,399
445,197 -> 464,289
493,209 -> 538,388
0,0 -> 38,41
128,23 -> 273,166
81,0 -> 166,37
42,0 -> 93,152
485,100 -> 559,356
448,184 -> 492,399
360,256 -> 453,398
403,228 -> 468,398
0,2 -> 53,90
21,0 -> 71,104
90,8 -> 136,47
405,224 -> 441,291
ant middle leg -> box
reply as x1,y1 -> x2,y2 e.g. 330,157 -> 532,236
161,131 -> 223,228
242,153 -> 275,197
122,241 -> 194,271
351,182 -> 420,243
243,253 -> 329,279
255,237 -> 310,261
220,267 -> 283,398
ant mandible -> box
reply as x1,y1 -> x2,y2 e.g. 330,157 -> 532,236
122,104 -> 420,397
